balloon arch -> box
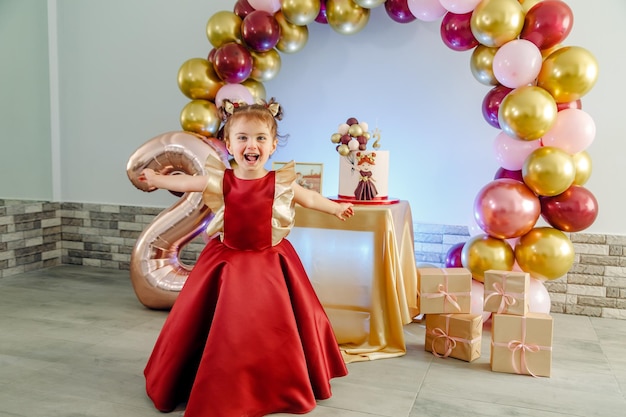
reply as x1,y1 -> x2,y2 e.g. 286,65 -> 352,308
127,0 -> 599,310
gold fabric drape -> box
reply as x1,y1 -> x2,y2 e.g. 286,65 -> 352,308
290,201 -> 418,363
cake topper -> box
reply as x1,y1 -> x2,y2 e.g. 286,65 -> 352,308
330,117 -> 379,156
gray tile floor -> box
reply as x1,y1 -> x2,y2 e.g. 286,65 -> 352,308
0,265 -> 624,417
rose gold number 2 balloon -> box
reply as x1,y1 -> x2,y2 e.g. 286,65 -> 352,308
126,131 -> 230,309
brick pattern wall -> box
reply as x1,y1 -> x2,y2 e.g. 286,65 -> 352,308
1,200 -> 625,320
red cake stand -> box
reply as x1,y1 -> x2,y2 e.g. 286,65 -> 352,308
329,196 -> 400,205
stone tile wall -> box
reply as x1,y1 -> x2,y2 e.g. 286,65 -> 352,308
1,200 -> 625,320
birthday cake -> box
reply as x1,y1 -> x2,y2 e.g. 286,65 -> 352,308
331,117 -> 392,203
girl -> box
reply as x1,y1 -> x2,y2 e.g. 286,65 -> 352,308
139,99 -> 353,417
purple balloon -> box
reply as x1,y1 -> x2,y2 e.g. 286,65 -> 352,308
385,0 -> 416,24
482,85 -> 513,129
315,0 -> 328,24
445,242 -> 465,268
213,43 -> 253,84
233,0 -> 255,19
440,12 -> 478,51
241,10 -> 280,52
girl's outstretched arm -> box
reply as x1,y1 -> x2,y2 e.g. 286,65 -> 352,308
138,169 -> 209,193
292,182 -> 354,221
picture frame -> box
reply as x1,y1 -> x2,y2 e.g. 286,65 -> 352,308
272,162 -> 324,194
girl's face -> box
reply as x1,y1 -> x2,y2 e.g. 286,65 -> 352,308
226,118 -> 277,179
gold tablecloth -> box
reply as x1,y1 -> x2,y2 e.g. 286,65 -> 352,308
289,201 -> 418,363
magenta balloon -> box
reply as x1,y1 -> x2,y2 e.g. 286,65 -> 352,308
213,43 -> 253,84
234,0 -> 255,19
482,85 -> 513,128
445,242 -> 465,267
241,10 -> 281,52
520,0 -> 574,50
385,0 -> 417,24
207,48 -> 217,64
494,167 -> 523,182
315,0 -> 328,24
440,12 -> 478,51
540,185 -> 598,232
473,179 -> 541,239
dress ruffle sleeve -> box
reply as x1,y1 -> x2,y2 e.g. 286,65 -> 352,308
202,154 -> 227,240
272,160 -> 296,246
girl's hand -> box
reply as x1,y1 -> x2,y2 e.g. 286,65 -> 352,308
335,203 -> 354,221
138,168 -> 159,191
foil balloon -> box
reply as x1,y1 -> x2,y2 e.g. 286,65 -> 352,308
281,0 -> 322,26
470,0 -> 524,47
540,185 -> 599,232
206,11 -> 243,48
326,0 -> 370,35
461,234 -> 515,282
177,58 -> 224,101
126,131 -> 230,309
514,227 -> 575,280
275,11 -> 309,53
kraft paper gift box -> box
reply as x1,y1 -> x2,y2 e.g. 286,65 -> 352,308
491,312 -> 553,377
425,313 -> 482,362
418,267 -> 471,314
483,270 -> 530,316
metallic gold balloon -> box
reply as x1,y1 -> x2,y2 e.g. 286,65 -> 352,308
249,48 -> 282,82
242,78 -> 267,101
326,0 -> 370,35
180,99 -> 221,137
519,0 -> 544,13
515,227 -> 575,280
469,45 -> 499,86
275,11 -> 309,53
354,0 -> 386,8
538,46 -> 599,103
461,234 -> 515,282
572,150 -> 592,186
471,0 -> 524,47
282,0 -> 321,26
331,133 -> 342,143
498,86 -> 557,141
177,58 -> 224,101
126,132 -> 230,309
522,146 -> 575,196
206,11 -> 242,48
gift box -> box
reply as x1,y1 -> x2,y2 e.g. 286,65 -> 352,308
483,270 -> 530,316
491,313 -> 553,377
425,313 -> 482,362
418,268 -> 471,314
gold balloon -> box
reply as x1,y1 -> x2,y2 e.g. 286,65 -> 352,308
515,227 -> 575,280
242,79 -> 267,102
348,124 -> 363,137
282,0 -> 321,26
250,49 -> 282,82
326,0 -> 370,35
538,46 -> 599,103
460,234 -> 515,283
522,146 -> 575,196
469,45 -> 499,86
275,11 -> 309,53
498,86 -> 557,141
354,0 -> 386,7
519,0 -> 544,13
331,133 -> 342,143
572,150 -> 592,186
471,0 -> 524,47
206,11 -> 242,48
177,58 -> 224,101
180,99 -> 220,137
337,144 -> 350,156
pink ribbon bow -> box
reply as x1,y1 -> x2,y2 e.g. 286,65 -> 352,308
422,269 -> 467,312
492,317 -> 552,377
428,316 -> 481,359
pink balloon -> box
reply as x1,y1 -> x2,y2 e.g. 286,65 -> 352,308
521,0 -> 574,50
482,85 -> 513,129
407,0 -> 446,22
440,12 -> 478,51
493,131 -> 542,171
541,108 -> 596,154
385,0 -> 417,24
470,280 -> 491,323
248,0 -> 281,14
445,242 -> 465,267
528,277 -> 551,314
557,99 -> 582,111
439,0 -> 481,14
473,179 -> 541,239
215,83 -> 255,108
493,39 -> 543,88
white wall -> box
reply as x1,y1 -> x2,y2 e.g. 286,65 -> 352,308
1,0 -> 624,235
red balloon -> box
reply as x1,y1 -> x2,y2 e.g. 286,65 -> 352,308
440,12 -> 478,52
474,179 -> 541,239
385,0 -> 416,24
482,85 -> 513,129
540,185 -> 598,232
557,99 -> 582,112
241,10 -> 281,52
233,0 -> 255,19
213,43 -> 253,84
315,0 -> 328,24
445,242 -> 465,268
520,0 -> 574,50
494,167 -> 523,182
207,48 -> 217,64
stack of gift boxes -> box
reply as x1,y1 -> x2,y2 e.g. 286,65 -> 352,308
418,267 -> 553,377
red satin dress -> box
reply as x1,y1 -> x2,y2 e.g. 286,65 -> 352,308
144,159 -> 347,417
